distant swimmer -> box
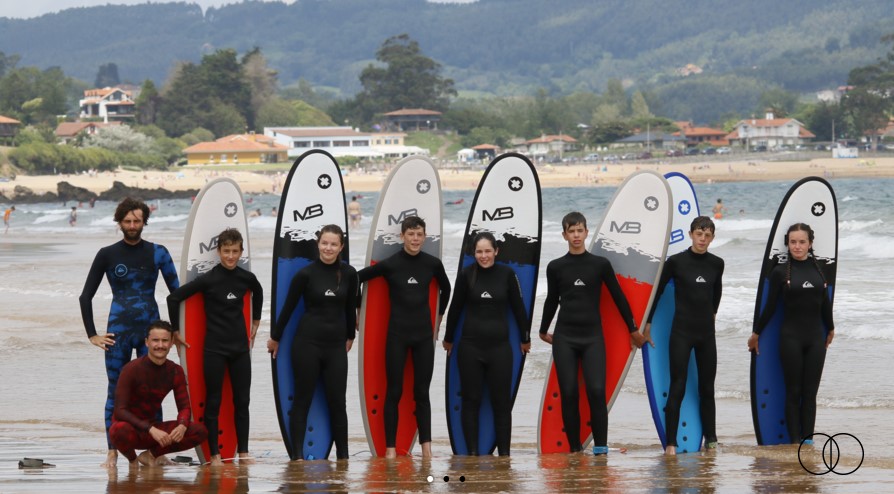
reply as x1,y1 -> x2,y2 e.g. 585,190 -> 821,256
348,196 -> 362,230
249,208 -> 262,218
69,206 -> 78,227
712,199 -> 726,220
446,198 -> 465,205
3,205 -> 14,234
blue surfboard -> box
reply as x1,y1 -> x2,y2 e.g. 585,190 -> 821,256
751,176 -> 837,445
446,153 -> 541,455
271,150 -> 349,460
642,172 -> 703,452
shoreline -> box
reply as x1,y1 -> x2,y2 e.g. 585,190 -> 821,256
3,156 -> 894,199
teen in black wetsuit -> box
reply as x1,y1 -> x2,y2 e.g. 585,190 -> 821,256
268,224 -> 358,460
166,229 -> 262,465
539,212 -> 645,456
358,216 -> 451,458
443,232 -> 531,456
645,216 -> 724,455
79,198 -> 179,467
750,223 -> 835,444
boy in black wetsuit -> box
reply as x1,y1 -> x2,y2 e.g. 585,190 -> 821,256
167,229 -> 263,465
358,216 -> 451,458
644,215 -> 724,455
539,212 -> 644,456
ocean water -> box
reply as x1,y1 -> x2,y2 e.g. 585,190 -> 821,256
1,176 -> 892,490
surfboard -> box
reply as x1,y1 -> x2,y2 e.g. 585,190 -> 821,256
537,170 -> 672,454
641,172 -> 703,452
178,177 -> 252,464
358,155 -> 442,457
446,153 -> 541,455
271,150 -> 349,460
751,176 -> 837,445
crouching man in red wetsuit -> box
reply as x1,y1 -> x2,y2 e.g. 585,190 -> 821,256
109,320 -> 207,468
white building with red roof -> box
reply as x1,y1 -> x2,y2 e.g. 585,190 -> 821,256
726,111 -> 815,149
79,87 -> 135,123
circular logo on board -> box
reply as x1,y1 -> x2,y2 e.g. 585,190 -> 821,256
114,264 -> 128,277
224,202 -> 238,217
508,176 -> 524,191
318,174 -> 332,189
678,200 -> 692,215
644,196 -> 659,211
811,202 -> 826,217
417,179 -> 431,194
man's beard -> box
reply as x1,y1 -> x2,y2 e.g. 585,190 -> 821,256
123,227 -> 143,242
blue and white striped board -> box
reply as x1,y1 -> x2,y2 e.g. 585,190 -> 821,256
446,153 -> 541,455
271,150 -> 348,460
642,171 -> 703,452
751,177 -> 837,445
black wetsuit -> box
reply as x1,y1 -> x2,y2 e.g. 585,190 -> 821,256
647,248 -> 724,447
167,263 -> 263,456
358,249 -> 451,448
755,257 -> 834,443
539,251 -> 637,450
272,260 -> 358,459
444,263 -> 530,456
79,239 -> 179,448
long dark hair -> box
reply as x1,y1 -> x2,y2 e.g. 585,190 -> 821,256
468,232 -> 498,289
783,222 -> 827,288
318,224 -> 345,288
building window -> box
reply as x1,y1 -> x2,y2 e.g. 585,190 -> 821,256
313,140 -> 331,147
293,141 -> 310,148
333,140 -> 350,147
352,140 -> 369,147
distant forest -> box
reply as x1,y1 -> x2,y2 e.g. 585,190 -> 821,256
1,0 -> 893,123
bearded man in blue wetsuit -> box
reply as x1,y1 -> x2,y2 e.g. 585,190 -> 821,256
79,198 -> 180,467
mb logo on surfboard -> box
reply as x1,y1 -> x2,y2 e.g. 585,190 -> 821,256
388,208 -> 419,226
610,220 -> 642,234
199,234 -> 222,254
294,204 -> 324,221
482,206 -> 514,221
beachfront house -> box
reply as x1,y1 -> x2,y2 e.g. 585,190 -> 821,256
55,121 -> 121,143
182,133 -> 289,165
79,87 -> 135,123
369,132 -> 429,159
615,131 -> 686,151
265,126 -> 381,159
0,115 -> 21,144
726,111 -> 815,150
673,122 -> 729,148
382,108 -> 442,131
525,134 -> 579,157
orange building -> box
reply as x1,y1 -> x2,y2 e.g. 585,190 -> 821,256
183,133 -> 289,165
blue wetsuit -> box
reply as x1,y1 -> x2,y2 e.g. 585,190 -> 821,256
79,239 -> 179,448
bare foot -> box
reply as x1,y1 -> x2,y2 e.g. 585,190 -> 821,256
127,460 -> 139,471
137,451 -> 156,467
385,447 -> 397,459
101,449 -> 118,468
154,455 -> 174,466
665,445 -> 677,456
237,452 -> 254,464
420,441 -> 432,459
210,455 -> 224,466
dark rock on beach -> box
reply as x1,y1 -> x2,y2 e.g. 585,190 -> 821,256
97,181 -> 198,202
4,181 -> 198,204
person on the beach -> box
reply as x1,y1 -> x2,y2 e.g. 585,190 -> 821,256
166,229 -> 262,465
644,216 -> 724,455
712,199 -> 726,219
109,320 -> 207,468
69,206 -> 78,227
539,212 -> 644,456
79,197 -> 180,467
443,232 -> 530,456
348,196 -> 362,229
268,224 -> 358,461
358,215 -> 451,458
749,223 -> 835,444
3,205 -> 14,233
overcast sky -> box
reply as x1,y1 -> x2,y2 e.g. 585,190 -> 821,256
0,0 -> 475,20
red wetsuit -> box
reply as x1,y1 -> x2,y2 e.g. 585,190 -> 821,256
110,356 -> 207,462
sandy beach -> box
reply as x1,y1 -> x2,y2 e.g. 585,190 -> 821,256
4,155 -> 894,198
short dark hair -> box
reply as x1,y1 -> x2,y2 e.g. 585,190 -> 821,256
400,215 -> 426,233
690,215 -> 715,234
147,320 -> 174,336
217,228 -> 243,250
562,212 -> 587,232
114,197 -> 151,224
